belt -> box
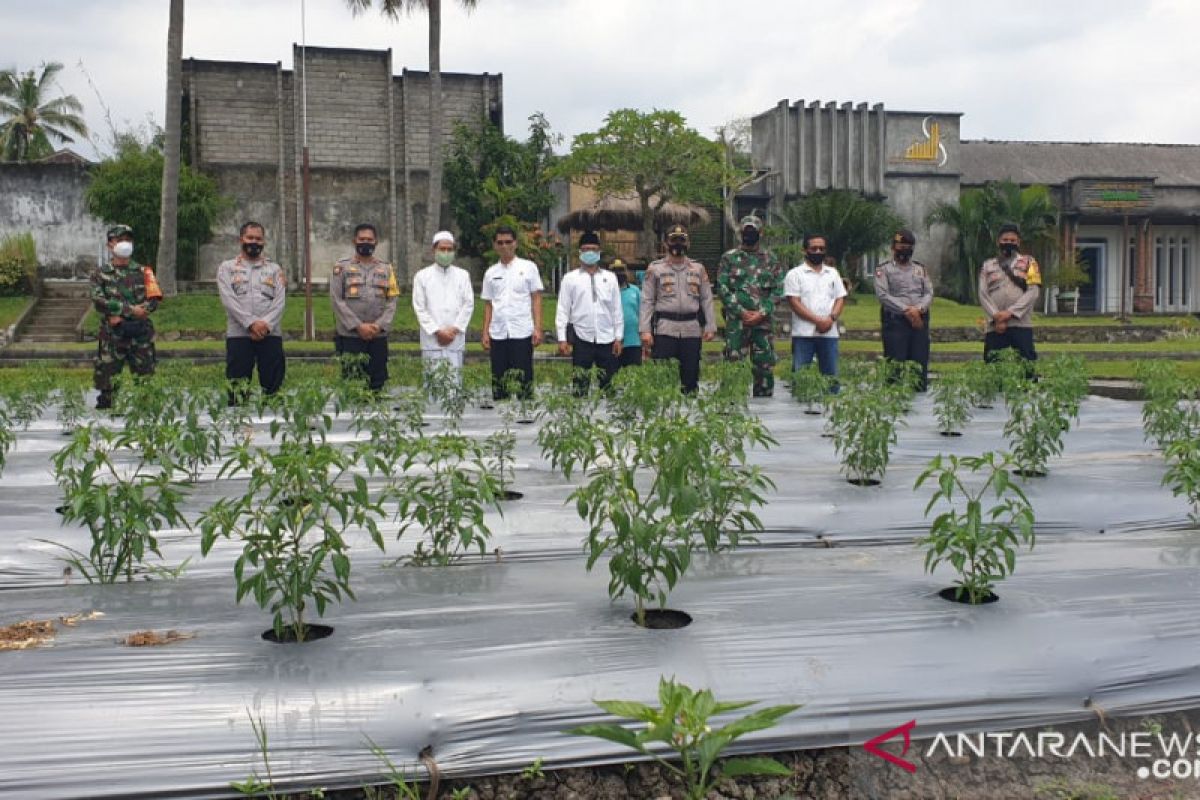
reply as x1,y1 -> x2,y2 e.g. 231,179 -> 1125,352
656,311 -> 699,322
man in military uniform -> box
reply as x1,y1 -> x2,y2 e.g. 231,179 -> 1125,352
331,223 -> 401,392
875,228 -> 934,391
716,214 -> 784,397
979,223 -> 1042,364
639,224 -> 716,393
90,224 -> 163,410
217,221 -> 287,403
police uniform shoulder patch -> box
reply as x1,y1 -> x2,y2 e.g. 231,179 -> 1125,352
875,267 -> 884,278
333,265 -> 343,276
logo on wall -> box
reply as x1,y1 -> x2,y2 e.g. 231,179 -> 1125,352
903,117 -> 948,166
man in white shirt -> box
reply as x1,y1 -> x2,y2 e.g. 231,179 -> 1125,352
412,230 -> 474,378
784,233 -> 847,384
481,225 -> 544,400
556,231 -> 623,395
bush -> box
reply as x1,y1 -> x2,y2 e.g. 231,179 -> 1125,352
0,232 -> 36,295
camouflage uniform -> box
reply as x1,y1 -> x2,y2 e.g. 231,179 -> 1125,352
90,258 -> 163,407
716,243 -> 784,396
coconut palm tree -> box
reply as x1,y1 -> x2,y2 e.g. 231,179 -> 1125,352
0,62 -> 88,162
345,0 -> 479,257
156,0 -> 185,295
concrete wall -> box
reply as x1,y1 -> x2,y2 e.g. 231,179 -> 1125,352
0,163 -> 107,279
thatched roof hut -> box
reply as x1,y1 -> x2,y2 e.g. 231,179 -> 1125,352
555,195 -> 711,234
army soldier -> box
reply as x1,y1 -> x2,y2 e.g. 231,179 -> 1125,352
217,221 -> 287,402
875,228 -> 933,391
979,223 -> 1042,364
331,223 -> 401,392
90,224 -> 163,410
555,231 -> 623,395
639,224 -> 716,393
716,214 -> 784,397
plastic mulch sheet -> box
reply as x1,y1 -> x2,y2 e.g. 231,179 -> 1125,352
1,394 -> 1197,798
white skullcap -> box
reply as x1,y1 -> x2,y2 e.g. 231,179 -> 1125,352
432,230 -> 456,246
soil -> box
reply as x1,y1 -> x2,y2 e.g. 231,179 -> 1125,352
938,587 -> 999,605
262,623 -> 335,643
122,629 -> 195,647
1016,469 -> 1049,478
631,609 -> 692,629
0,610 -> 103,651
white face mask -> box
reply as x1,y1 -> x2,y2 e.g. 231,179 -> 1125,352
112,241 -> 134,259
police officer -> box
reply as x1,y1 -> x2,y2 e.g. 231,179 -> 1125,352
217,221 -> 287,403
875,228 -> 933,391
331,223 -> 401,393
639,224 -> 716,393
716,214 -> 784,397
979,223 -> 1042,364
90,224 -> 163,410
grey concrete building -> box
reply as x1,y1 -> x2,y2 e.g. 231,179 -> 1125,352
182,45 -> 502,284
746,98 -> 1200,313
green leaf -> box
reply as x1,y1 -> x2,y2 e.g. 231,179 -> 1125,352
720,756 -> 794,778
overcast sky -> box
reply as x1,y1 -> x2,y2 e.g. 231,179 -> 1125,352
4,0 -> 1198,160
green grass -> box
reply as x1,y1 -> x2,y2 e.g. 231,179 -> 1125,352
0,296 -> 33,328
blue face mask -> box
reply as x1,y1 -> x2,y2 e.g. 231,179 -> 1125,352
580,250 -> 601,266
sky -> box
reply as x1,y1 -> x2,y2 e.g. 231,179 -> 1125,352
3,0 -> 1199,160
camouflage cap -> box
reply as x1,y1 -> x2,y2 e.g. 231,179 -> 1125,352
665,224 -> 689,241
106,224 -> 134,240
739,214 -> 764,231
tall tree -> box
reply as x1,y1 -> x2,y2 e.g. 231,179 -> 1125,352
0,62 -> 87,162
557,108 -> 724,262
772,189 -> 903,280
155,0 -> 185,295
346,0 -> 479,260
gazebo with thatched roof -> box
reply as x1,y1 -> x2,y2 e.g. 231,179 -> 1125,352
555,195 -> 711,265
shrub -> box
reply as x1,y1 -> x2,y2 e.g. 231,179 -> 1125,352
0,232 -> 36,295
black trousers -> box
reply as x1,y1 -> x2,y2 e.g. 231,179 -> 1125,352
651,335 -> 702,393
984,327 -> 1037,363
881,312 -> 931,391
490,336 -> 534,400
618,345 -> 643,368
335,334 -> 389,392
226,335 -> 286,400
571,339 -> 619,395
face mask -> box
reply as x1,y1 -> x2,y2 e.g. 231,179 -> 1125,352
806,251 -> 826,265
580,250 -> 601,266
112,241 -> 134,259
741,229 -> 761,247
242,242 -> 264,259
1000,243 -> 1019,257
894,248 -> 913,262
434,251 -> 455,268
355,243 -> 376,257
668,242 -> 688,257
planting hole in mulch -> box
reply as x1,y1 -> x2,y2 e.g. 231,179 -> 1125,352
938,587 -> 999,605
517,419 -> 535,425
1016,469 -> 1048,478
803,409 -> 822,416
280,496 -> 311,508
631,609 -> 692,629
940,431 -> 964,437
499,490 -> 524,501
55,505 -> 67,515
262,624 -> 334,643
846,478 -> 882,487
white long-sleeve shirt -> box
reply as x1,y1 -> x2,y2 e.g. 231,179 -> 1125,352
412,263 -> 474,352
556,267 -> 623,345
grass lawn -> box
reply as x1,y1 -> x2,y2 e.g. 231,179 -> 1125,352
0,296 -> 33,328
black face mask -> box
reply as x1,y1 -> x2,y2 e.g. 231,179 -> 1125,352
356,242 -> 376,257
894,248 -> 913,262
242,242 -> 264,259
1000,243 -> 1019,258
668,242 -> 688,257
741,229 -> 761,247
805,250 -> 826,265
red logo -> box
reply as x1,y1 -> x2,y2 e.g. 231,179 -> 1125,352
864,720 -> 918,773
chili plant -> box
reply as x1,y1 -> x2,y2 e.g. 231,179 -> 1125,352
932,372 -> 972,436
568,676 -> 798,800
962,359 -> 1001,409
1163,437 -> 1200,523
390,433 -> 500,566
199,434 -> 388,642
483,401 -> 519,499
0,405 -> 13,476
51,423 -> 190,583
57,385 -> 88,435
916,451 -> 1035,604
424,358 -> 469,429
1003,381 -> 1069,478
827,385 -> 906,485
790,366 -> 831,415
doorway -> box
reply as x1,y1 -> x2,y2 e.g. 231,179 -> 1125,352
1074,240 -> 1105,313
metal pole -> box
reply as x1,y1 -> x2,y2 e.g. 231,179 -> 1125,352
301,0 -> 314,340
1119,214 -> 1128,323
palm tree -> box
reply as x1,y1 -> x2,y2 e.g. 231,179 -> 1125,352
772,189 -> 903,282
0,62 -> 88,162
346,0 -> 478,257
155,0 -> 185,295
